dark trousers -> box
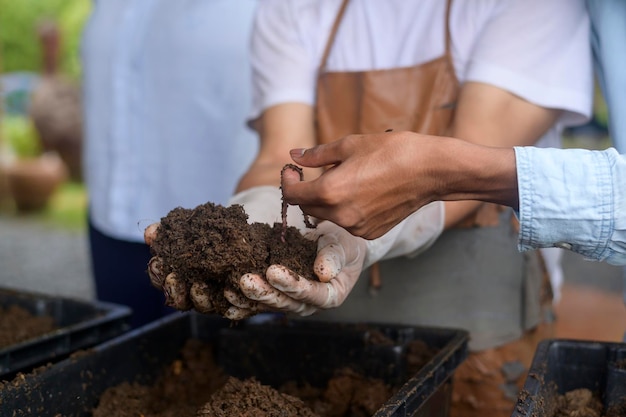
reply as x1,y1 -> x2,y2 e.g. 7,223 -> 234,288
88,219 -> 174,328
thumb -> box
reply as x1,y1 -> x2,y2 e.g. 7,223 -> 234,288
313,233 -> 345,283
305,221 -> 365,283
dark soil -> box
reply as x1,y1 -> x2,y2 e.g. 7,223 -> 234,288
92,339 -> 227,417
149,202 -> 318,316
92,337 -> 436,417
0,305 -> 57,348
198,377 -> 319,417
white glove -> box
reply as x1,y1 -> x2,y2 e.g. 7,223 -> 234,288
363,201 -> 445,268
225,221 -> 367,318
228,185 -> 309,231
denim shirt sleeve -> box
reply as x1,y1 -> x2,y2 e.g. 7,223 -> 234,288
514,146 -> 626,266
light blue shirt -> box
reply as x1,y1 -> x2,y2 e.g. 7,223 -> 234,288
82,0 -> 258,242
515,146 -> 626,266
587,0 -> 626,154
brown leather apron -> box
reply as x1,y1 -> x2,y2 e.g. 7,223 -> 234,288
315,0 -> 458,143
309,2 -> 553,417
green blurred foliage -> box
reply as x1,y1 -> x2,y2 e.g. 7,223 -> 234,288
593,84 -> 609,128
1,115 -> 42,159
0,0 -> 92,79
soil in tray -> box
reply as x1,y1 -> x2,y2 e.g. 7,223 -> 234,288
553,388 -> 626,417
0,305 -> 57,348
148,200 -> 318,316
92,336 -> 437,417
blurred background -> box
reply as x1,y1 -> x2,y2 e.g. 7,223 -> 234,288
0,0 -> 623,341
0,0 -> 92,299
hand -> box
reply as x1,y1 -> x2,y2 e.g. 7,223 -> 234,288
282,132 -> 519,239
144,186 -> 310,315
144,187 -> 361,319
224,221 -> 367,318
281,131 -> 448,239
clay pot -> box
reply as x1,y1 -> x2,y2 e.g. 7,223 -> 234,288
29,20 -> 84,182
5,152 -> 68,212
30,77 -> 83,182
0,165 -> 11,203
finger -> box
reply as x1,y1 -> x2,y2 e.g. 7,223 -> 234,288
144,222 -> 160,246
280,166 -> 304,187
264,265 -> 336,308
147,256 -> 165,289
289,141 -> 346,168
313,238 -> 345,283
189,281 -> 215,314
304,221 -> 351,282
224,287 -> 258,310
163,273 -> 192,310
224,306 -> 256,321
239,273 -> 317,316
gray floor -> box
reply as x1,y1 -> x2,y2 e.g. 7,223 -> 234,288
0,215 -> 623,303
0,216 -> 94,300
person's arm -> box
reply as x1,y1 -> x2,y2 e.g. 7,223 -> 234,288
282,135 -> 626,266
281,132 -> 518,239
236,103 -> 318,191
442,81 -> 560,227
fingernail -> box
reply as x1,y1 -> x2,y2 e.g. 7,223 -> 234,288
290,148 -> 306,158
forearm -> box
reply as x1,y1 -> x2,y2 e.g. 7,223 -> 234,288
442,82 -> 560,227
236,103 -> 319,192
429,138 -> 519,209
432,138 -> 519,209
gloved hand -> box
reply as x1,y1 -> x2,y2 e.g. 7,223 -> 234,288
145,185 -> 312,316
224,220 -> 368,318
226,201 -> 444,317
146,189 -> 444,319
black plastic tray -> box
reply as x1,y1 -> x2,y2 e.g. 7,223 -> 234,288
0,288 -> 132,380
512,338 -> 626,416
0,312 -> 468,417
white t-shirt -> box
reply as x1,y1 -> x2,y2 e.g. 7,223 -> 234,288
250,0 -> 593,147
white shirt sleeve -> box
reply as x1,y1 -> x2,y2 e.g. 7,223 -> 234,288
463,0 -> 593,128
249,0 -> 320,125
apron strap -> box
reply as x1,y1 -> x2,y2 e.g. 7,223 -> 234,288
319,0 -> 454,72
444,0 -> 453,57
319,0 -> 350,72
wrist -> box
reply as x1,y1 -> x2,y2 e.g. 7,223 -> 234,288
439,139 -> 518,208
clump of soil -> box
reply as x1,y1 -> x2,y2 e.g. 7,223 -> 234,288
0,305 -> 57,348
280,368 -> 393,417
553,388 -> 626,417
198,377 -> 319,417
149,201 -> 318,316
554,388 -> 603,417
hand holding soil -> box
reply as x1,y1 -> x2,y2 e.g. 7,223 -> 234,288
144,164 -> 368,319
144,201 -> 318,318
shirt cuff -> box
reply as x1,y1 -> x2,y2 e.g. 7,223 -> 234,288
514,146 -> 623,264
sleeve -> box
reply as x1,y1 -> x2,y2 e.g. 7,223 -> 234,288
464,0 -> 593,128
248,0 -> 318,127
515,146 -> 626,266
